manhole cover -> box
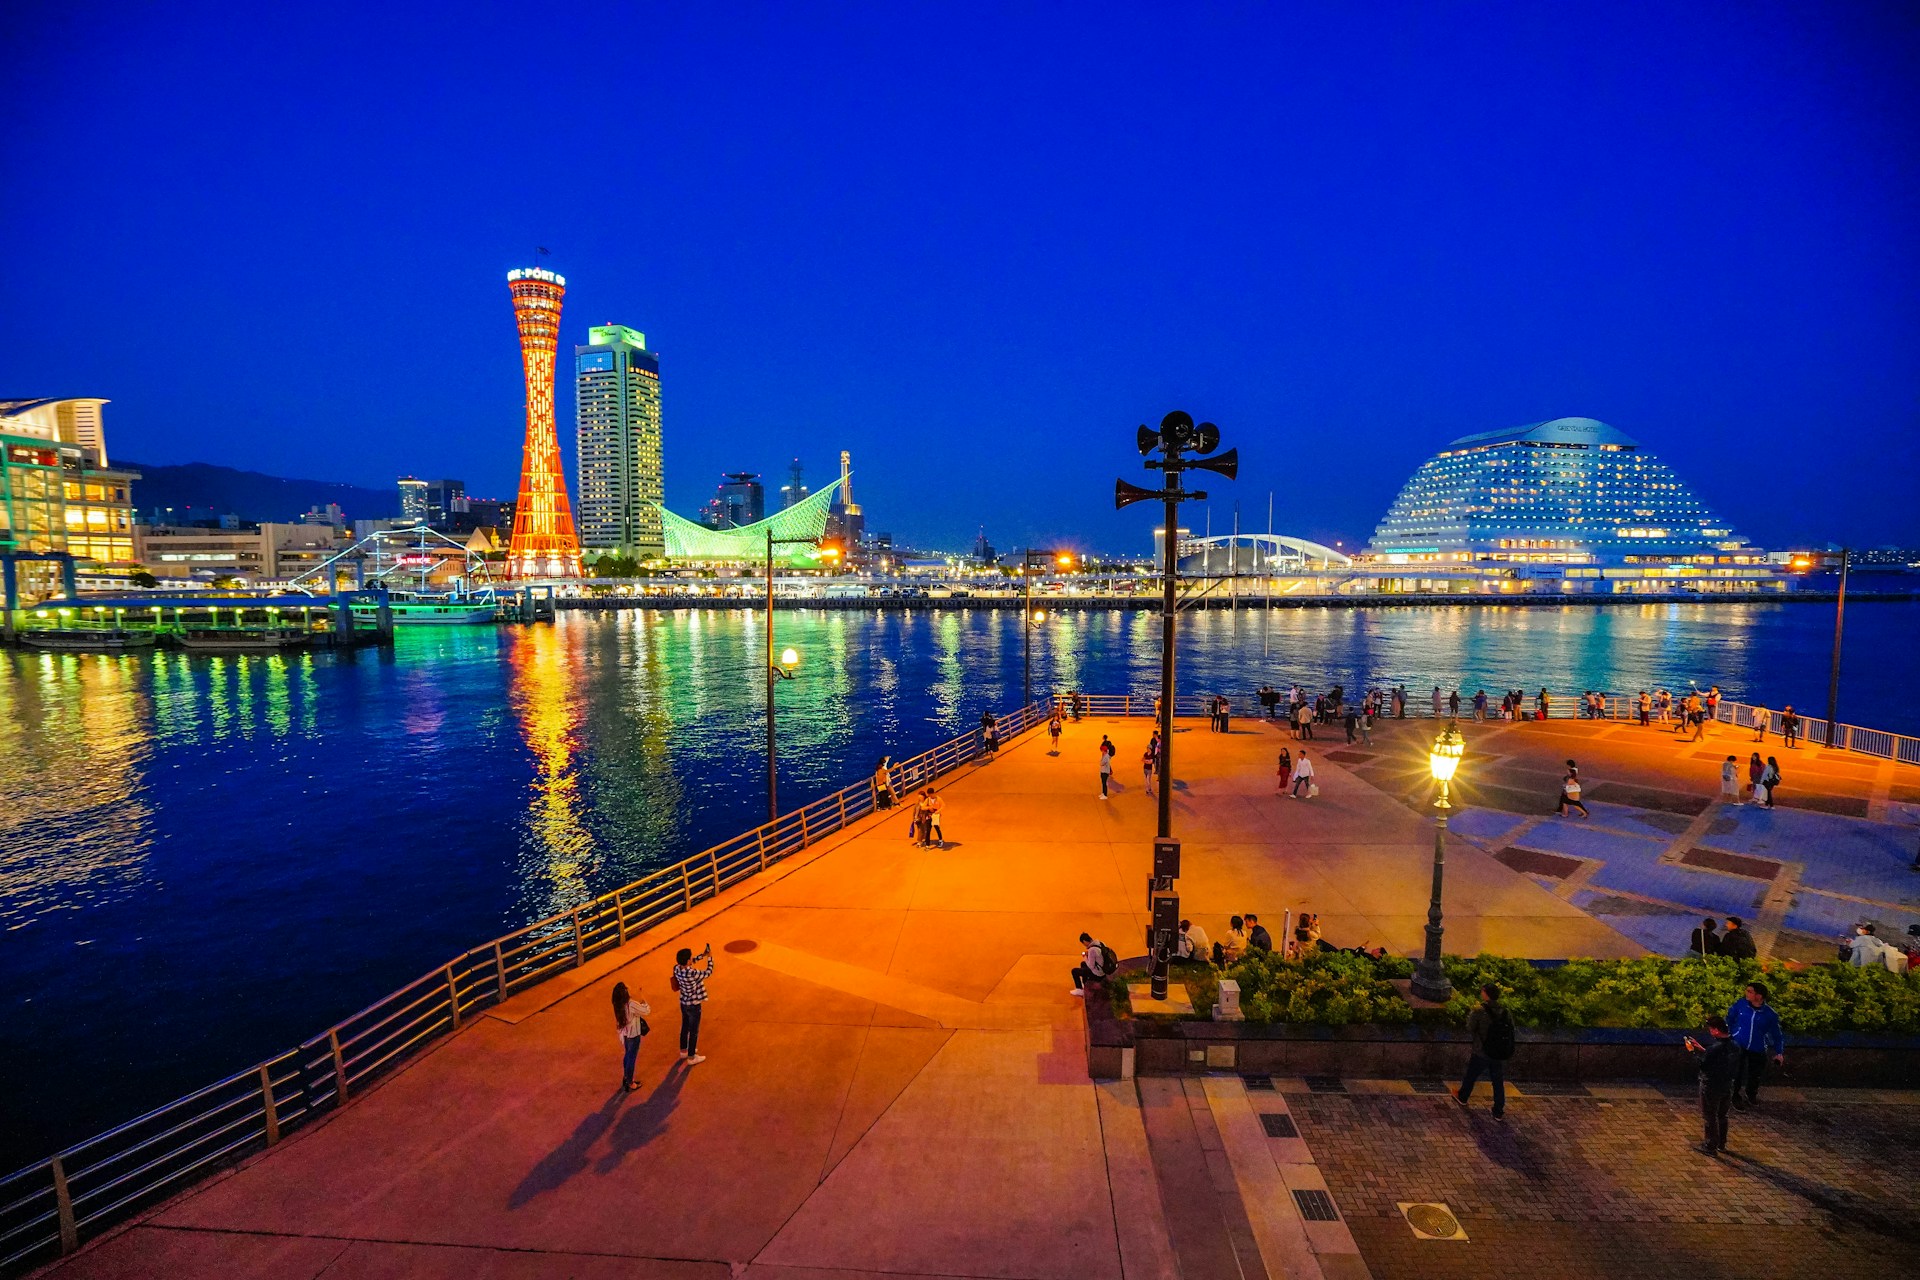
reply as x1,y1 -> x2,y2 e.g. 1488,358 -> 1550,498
1399,1202 -> 1467,1241
1260,1113 -> 1298,1138
723,939 -> 759,954
1293,1189 -> 1340,1221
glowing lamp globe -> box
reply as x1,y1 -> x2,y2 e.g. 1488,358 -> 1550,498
779,647 -> 800,671
1429,722 -> 1465,783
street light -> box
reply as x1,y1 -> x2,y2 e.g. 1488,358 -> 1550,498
765,528 -> 816,823
1020,548 -> 1073,707
1411,719 -> 1465,1003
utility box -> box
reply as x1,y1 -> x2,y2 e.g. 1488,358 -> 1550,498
1153,837 -> 1181,880
1215,979 -> 1244,1022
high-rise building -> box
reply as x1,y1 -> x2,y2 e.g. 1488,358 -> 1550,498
780,458 -> 808,511
427,478 -> 466,525
0,398 -> 138,600
706,472 -> 765,529
574,324 -> 664,560
505,267 -> 583,579
827,449 -> 865,548
398,476 -> 429,523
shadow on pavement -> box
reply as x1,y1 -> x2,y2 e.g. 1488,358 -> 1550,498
596,1061 -> 690,1174
508,1091 -> 623,1208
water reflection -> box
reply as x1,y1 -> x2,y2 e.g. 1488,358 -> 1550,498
507,624 -> 596,919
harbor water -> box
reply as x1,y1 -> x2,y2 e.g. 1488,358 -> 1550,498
3,598 -> 1917,1170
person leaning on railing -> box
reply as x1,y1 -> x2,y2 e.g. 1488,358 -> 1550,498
872,756 -> 896,809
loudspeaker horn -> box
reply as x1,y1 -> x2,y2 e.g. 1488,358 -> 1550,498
1114,478 -> 1161,510
1193,421 -> 1220,455
1136,424 -> 1159,455
1188,447 -> 1238,481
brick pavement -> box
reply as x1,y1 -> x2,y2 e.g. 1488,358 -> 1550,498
1284,1087 -> 1920,1278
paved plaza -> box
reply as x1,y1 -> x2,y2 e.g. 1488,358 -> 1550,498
38,713 -> 1920,1279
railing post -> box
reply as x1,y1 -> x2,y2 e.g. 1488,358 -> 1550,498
259,1064 -> 280,1145
799,808 -> 810,848
681,861 -> 692,910
571,908 -> 584,967
757,828 -> 769,871
615,887 -> 628,944
445,965 -> 461,1030
708,844 -> 721,895
838,791 -> 848,828
51,1155 -> 77,1255
493,940 -> 508,999
328,1028 -> 349,1104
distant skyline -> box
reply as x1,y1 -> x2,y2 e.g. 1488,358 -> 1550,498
3,3 -> 1917,552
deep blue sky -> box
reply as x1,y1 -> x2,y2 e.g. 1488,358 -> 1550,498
4,2 -> 1917,553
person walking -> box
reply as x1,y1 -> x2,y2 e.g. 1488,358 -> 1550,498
1750,703 -> 1769,742
1098,735 -> 1114,798
1781,705 -> 1801,748
1343,704 -> 1359,744
1556,761 -> 1590,818
1142,743 -> 1157,795
1690,702 -> 1708,742
1746,752 -> 1765,804
1720,755 -> 1741,803
1359,704 -> 1374,746
922,789 -> 945,848
1685,1014 -> 1738,1156
1760,756 -> 1780,808
1290,749 -> 1316,798
1299,701 -> 1315,741
1719,916 -> 1758,960
1657,688 -> 1672,725
1688,917 -> 1722,958
1455,984 -> 1514,1119
1069,932 -> 1114,995
1725,982 -> 1784,1108
672,944 -> 714,1066
612,980 -> 651,1092
1276,748 -> 1293,793
1048,712 -> 1063,755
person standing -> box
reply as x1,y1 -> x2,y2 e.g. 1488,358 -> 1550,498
1473,689 -> 1488,721
1688,917 -> 1721,958
1760,756 -> 1780,808
1750,703 -> 1769,742
1432,686 -> 1444,718
1098,735 -> 1114,798
1359,704 -> 1374,746
1781,705 -> 1801,748
1275,748 -> 1293,793
612,981 -> 651,1092
1746,753 -> 1765,804
1455,985 -> 1514,1119
1720,756 -> 1741,803
872,757 -> 897,810
1142,743 -> 1157,795
1343,704 -> 1359,744
1719,916 -> 1758,959
1685,1014 -> 1738,1156
1218,697 -> 1231,734
1725,982 -> 1784,1108
1557,762 -> 1589,818
1638,690 -> 1652,726
672,944 -> 714,1066
923,789 -> 945,848
1290,749 -> 1316,798
1448,689 -> 1461,718
1048,712 -> 1063,755
1536,689 -> 1551,721
1690,702 -> 1708,742
1394,685 -> 1406,719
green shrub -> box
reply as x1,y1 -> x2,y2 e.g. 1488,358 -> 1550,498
1220,950 -> 1413,1026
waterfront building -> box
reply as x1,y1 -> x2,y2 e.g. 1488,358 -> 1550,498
780,458 -> 808,511
826,450 -> 865,550
575,324 -> 664,560
0,398 -> 139,601
397,476 -> 429,523
505,267 -> 582,578
134,522 -> 340,584
651,479 -> 842,566
1366,417 -> 1784,594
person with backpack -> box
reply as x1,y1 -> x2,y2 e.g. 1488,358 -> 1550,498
611,980 -> 651,1092
1760,756 -> 1780,808
1069,931 -> 1116,996
1455,984 -> 1514,1119
1685,1014 -> 1739,1156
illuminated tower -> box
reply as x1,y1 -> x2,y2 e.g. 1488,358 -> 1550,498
506,267 -> 583,578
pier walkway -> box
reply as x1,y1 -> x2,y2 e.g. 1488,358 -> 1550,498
43,715 -> 1920,1279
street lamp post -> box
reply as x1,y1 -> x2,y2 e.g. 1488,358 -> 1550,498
1021,548 -> 1074,708
1411,719 -> 1465,1003
765,528 -> 810,823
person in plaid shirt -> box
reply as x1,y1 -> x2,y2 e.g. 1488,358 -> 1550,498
673,944 -> 714,1064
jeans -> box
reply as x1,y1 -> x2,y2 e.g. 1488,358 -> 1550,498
1071,964 -> 1104,990
621,1033 -> 642,1086
1736,1049 -> 1768,1103
679,1003 -> 704,1056
1099,771 -> 1110,796
1292,775 -> 1312,797
1701,1085 -> 1731,1150
1459,1053 -> 1506,1114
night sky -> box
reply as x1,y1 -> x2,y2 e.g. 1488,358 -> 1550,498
4,3 -> 1916,553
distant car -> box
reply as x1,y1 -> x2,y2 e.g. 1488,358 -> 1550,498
949,589 -> 971,598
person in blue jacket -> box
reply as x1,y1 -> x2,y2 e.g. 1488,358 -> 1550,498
1725,981 -> 1785,1108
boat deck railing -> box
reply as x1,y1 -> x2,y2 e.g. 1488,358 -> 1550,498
0,698 -> 1052,1274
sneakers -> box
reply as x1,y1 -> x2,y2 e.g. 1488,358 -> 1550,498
686,1054 -> 707,1065
1453,1090 -> 1467,1108
1069,988 -> 1086,997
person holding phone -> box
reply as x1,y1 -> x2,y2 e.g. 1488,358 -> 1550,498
1685,1015 -> 1737,1156
672,943 -> 715,1065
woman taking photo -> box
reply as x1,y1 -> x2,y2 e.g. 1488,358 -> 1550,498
612,981 -> 650,1092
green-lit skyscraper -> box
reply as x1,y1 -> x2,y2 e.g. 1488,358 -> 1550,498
574,324 -> 664,560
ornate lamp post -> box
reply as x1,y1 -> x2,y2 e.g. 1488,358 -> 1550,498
1411,719 -> 1465,1002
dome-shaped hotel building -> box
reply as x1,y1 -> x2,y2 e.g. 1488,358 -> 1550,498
1365,418 -> 1783,594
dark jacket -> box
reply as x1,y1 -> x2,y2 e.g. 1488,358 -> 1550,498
1719,927 -> 1758,960
1247,925 -> 1273,953
1691,1036 -> 1737,1090
1466,1001 -> 1513,1060
1687,927 -> 1721,957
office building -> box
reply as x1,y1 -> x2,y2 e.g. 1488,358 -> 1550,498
398,476 -> 429,523
427,478 -> 466,525
826,450 -> 864,548
134,522 -> 340,584
702,472 -> 764,529
780,458 -> 808,511
575,324 -> 664,559
0,398 -> 139,600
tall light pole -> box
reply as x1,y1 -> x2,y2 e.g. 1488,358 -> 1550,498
1116,411 -> 1237,1000
1021,548 -> 1074,707
1825,547 -> 1850,747
1411,720 -> 1465,1003
765,528 -> 809,823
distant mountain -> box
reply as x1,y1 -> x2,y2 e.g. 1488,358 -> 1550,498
119,460 -> 399,524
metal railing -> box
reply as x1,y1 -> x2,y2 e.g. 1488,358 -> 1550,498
0,700 -> 1051,1274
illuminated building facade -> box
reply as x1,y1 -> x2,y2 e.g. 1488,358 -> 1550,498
575,324 -> 663,560
0,398 -> 139,600
826,449 -> 864,550
1367,417 -> 1781,593
397,476 -> 429,523
652,479 -> 841,566
506,268 -> 582,579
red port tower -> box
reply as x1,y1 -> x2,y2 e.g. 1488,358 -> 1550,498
506,266 -> 582,579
